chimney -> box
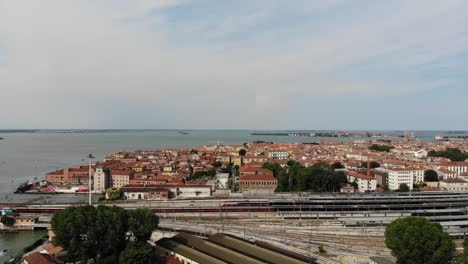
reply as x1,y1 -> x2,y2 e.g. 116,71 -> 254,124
367,157 -> 371,178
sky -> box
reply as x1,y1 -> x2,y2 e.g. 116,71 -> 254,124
0,0 -> 467,130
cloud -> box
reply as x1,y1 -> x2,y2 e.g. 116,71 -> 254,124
0,0 -> 467,129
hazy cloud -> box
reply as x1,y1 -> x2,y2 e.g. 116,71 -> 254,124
0,0 -> 467,129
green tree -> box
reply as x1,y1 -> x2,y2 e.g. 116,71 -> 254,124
207,169 -> 217,177
361,161 -> 380,169
398,183 -> 410,192
385,217 -> 454,264
428,148 -> 468,161
331,162 -> 344,170
51,206 -> 159,263
192,171 -> 206,179
369,144 -> 394,152
262,162 -> 283,177
119,242 -> 161,264
93,206 -> 129,263
424,169 -> 439,182
212,161 -> 222,168
1,215 -> 15,226
106,187 -> 121,200
128,209 -> 159,242
239,149 -> 247,156
51,205 -> 101,262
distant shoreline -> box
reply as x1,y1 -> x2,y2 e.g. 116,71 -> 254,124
1,129 -> 467,134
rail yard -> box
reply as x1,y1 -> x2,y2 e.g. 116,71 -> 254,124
5,191 -> 468,262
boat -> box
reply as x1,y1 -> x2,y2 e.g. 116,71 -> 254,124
178,131 -> 189,135
14,181 -> 33,193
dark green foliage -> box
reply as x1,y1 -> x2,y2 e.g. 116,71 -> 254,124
119,242 -> 162,264
398,183 -> 410,192
428,148 -> 468,161
385,217 -> 455,264
239,149 -> 247,156
263,162 -> 348,192
212,161 -> 222,168
51,206 -> 159,263
369,144 -> 394,152
361,161 -> 380,169
424,169 -> 439,182
1,215 -> 15,226
191,171 -> 206,179
331,162 -> 344,170
128,209 -> 159,242
207,169 -> 217,177
23,238 -> 45,253
262,162 -> 283,177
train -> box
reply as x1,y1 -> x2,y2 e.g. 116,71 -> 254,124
13,204 -> 276,214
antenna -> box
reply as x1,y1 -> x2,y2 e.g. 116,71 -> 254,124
88,154 -> 95,206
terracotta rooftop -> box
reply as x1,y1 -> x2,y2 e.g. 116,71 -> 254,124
23,252 -> 63,264
441,178 -> 467,183
438,168 -> 456,174
240,174 -> 277,181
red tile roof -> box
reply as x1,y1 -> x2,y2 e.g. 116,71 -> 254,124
240,174 -> 277,181
23,252 -> 63,264
438,168 -> 456,174
345,171 -> 375,180
441,178 -> 466,183
42,243 -> 63,255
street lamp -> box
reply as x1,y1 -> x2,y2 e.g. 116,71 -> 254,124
88,154 -> 95,206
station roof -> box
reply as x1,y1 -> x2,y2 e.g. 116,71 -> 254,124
209,233 -> 306,264
156,238 -> 225,264
174,232 -> 264,264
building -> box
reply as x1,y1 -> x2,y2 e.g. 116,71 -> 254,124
177,185 -> 212,198
22,252 -> 63,264
110,170 -> 134,188
239,174 -> 278,191
386,168 -> 414,191
240,166 -> 274,176
435,162 -> 468,178
345,171 -> 377,192
121,184 -> 211,199
267,150 -> 289,160
93,167 -> 108,193
439,178 -> 468,192
121,185 -> 169,200
1,215 -> 37,231
340,184 -> 355,193
155,232 -> 307,264
436,168 -> 457,179
414,150 -> 428,158
214,173 -> 229,189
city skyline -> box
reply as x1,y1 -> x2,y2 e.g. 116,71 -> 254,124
1,0 -> 467,130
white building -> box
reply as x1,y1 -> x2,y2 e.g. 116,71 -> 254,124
177,185 -> 212,198
375,167 -> 424,188
436,168 -> 457,179
93,167 -> 107,193
413,169 -> 425,184
435,162 -> 468,178
439,178 -> 468,192
345,171 -> 377,192
215,173 -> 229,189
414,150 -> 428,158
267,150 -> 289,160
386,168 -> 414,191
